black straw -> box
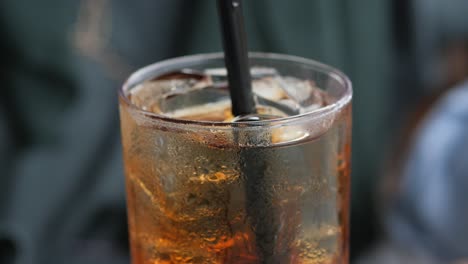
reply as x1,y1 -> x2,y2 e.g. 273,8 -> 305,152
217,0 -> 256,116
217,1 -> 279,262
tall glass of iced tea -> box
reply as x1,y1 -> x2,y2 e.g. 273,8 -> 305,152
119,53 -> 352,264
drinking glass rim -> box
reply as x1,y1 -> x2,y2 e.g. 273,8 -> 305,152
119,52 -> 352,128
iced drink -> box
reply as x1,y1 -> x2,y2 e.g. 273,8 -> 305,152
119,53 -> 352,264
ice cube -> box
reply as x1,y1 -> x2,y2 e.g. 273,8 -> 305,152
252,77 -> 288,101
129,70 -> 212,113
251,75 -> 329,115
166,100 -> 232,121
159,86 -> 230,118
275,77 -> 314,102
278,77 -> 329,113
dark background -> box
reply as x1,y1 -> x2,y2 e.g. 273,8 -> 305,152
1,1 -> 468,263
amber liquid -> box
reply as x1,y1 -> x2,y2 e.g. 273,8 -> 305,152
120,100 -> 351,264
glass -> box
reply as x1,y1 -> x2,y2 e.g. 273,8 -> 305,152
119,53 -> 352,264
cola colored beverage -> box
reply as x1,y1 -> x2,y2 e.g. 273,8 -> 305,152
119,53 -> 352,264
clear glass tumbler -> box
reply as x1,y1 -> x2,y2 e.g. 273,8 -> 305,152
119,53 -> 352,264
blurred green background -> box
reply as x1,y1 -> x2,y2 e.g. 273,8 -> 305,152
2,0 -> 468,263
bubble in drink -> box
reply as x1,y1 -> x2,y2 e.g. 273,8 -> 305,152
120,65 -> 351,263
